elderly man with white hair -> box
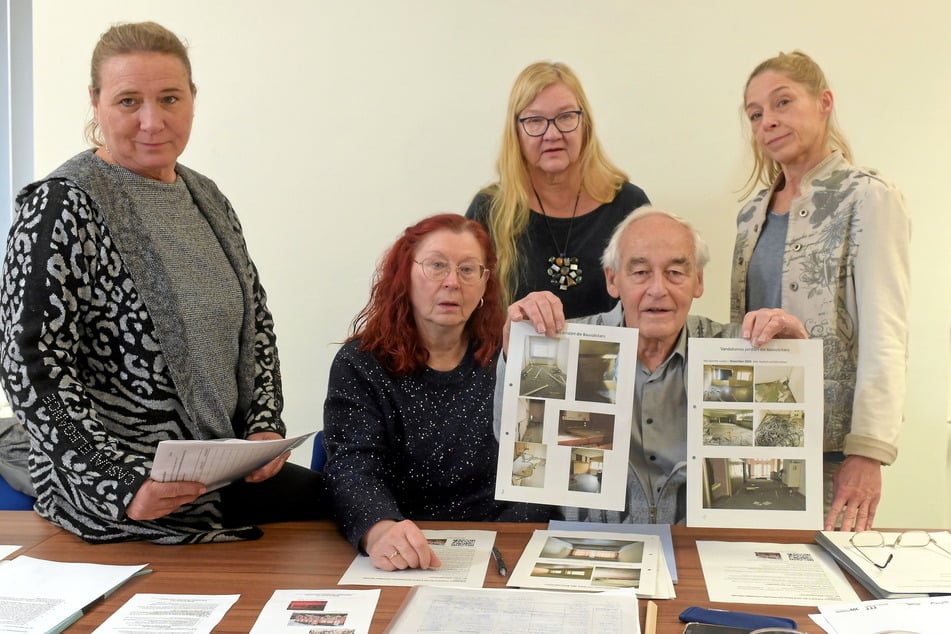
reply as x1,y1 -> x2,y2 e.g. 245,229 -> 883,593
502,206 -> 808,524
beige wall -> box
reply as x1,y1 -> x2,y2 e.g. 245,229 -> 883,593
30,1 -> 950,528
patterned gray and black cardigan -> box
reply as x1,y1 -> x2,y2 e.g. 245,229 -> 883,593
0,150 -> 284,543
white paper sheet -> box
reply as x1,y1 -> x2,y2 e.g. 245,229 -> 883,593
0,545 -> 20,559
384,586 -> 640,634
811,595 -> 951,634
696,540 -> 859,606
496,321 -> 638,511
150,432 -> 314,491
339,530 -> 494,588
91,594 -> 238,634
0,556 -> 148,634
506,529 -> 670,598
249,589 -> 380,634
686,338 -> 824,529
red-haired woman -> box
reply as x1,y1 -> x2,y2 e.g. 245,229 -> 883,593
324,214 -> 552,570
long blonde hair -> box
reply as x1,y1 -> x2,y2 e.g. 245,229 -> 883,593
483,61 -> 627,307
740,50 -> 853,198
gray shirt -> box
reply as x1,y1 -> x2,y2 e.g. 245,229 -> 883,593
745,210 -> 788,311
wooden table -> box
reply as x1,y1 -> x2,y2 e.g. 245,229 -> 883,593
1,511 -> 868,633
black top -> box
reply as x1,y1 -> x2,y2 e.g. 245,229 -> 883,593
323,340 -> 553,549
466,181 -> 650,318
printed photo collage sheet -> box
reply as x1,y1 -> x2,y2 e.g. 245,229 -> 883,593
496,321 -> 638,512
685,337 -> 824,529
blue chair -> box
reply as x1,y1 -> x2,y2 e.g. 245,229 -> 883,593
310,430 -> 327,472
0,474 -> 34,510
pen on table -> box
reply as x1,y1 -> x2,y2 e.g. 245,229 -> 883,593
491,546 -> 507,577
645,600 -> 657,634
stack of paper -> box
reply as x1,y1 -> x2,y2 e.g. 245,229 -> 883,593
0,556 -> 148,633
549,520 -> 678,584
506,529 -> 675,599
812,596 -> 951,634
815,530 -> 951,599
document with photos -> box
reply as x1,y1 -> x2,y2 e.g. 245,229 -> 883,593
150,432 -> 314,491
506,529 -> 667,598
249,589 -> 380,634
339,530 -> 494,588
686,338 -> 824,529
496,321 -> 638,511
385,585 -> 640,634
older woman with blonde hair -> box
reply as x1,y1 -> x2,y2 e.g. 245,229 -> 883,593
732,50 -> 910,532
466,61 -> 649,318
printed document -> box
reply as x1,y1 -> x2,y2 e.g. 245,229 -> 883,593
811,595 -> 951,634
496,321 -> 638,511
0,556 -> 148,634
384,585 -> 640,634
339,530 -> 494,588
249,589 -> 380,634
695,540 -> 859,606
686,338 -> 824,529
506,529 -> 670,598
92,593 -> 238,634
150,432 -> 314,491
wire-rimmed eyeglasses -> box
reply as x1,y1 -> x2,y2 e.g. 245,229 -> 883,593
415,258 -> 489,285
517,110 -> 583,137
849,530 -> 951,569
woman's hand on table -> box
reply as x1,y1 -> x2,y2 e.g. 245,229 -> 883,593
362,519 -> 442,571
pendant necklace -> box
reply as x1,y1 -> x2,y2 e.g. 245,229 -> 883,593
532,183 -> 583,291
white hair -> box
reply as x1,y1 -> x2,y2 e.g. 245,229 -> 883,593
600,205 -> 710,272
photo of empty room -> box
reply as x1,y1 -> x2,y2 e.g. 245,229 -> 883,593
511,442 -> 546,487
514,398 -> 546,443
702,409 -> 754,446
702,458 -> 806,511
557,410 -> 614,449
574,340 -> 620,403
591,566 -> 642,589
539,535 -> 645,562
754,366 -> 804,403
567,448 -> 604,493
702,364 -> 754,402
755,410 -> 805,447
519,336 -> 570,399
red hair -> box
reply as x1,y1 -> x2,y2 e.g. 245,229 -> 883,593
349,214 -> 504,376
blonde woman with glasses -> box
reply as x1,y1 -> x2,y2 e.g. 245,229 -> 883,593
467,61 -> 649,319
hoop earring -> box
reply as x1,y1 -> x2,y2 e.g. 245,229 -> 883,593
478,297 -> 484,308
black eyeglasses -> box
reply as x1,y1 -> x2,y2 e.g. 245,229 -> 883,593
517,110 -> 583,137
415,258 -> 489,285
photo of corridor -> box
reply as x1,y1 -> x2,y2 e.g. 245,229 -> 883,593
514,398 -> 546,443
702,364 -> 754,402
574,339 -> 620,403
518,336 -> 570,400
702,408 -> 754,446
702,457 -> 806,511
